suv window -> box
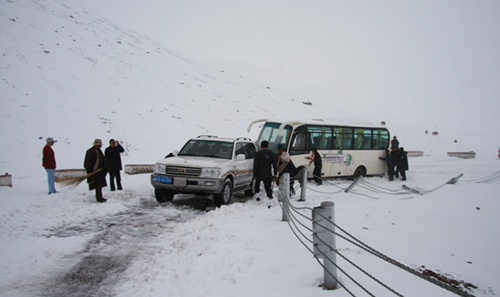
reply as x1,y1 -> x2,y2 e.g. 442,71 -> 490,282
235,142 -> 256,159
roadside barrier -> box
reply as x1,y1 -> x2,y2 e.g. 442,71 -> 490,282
55,169 -> 86,182
277,171 -> 477,296
407,151 -> 424,157
447,152 -> 476,159
53,164 -> 154,183
124,164 -> 154,175
0,173 -> 13,187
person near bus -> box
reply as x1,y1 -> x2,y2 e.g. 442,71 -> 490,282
391,146 -> 401,178
253,140 -> 277,208
307,148 -> 322,185
398,147 -> 409,181
276,144 -> 296,195
391,136 -> 399,148
379,149 -> 394,181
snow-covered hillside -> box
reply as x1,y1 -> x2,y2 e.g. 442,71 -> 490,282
2,0 -> 497,178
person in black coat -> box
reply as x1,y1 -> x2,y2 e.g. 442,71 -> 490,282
398,147 -> 409,181
84,139 -> 109,203
391,146 -> 401,178
105,139 -> 125,191
253,141 -> 277,207
379,149 -> 394,181
307,148 -> 322,185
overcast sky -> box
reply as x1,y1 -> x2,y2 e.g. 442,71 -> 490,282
67,0 -> 500,128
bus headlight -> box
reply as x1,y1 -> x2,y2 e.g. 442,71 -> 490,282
200,167 -> 221,177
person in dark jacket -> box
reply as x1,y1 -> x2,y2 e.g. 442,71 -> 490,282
307,148 -> 322,185
391,146 -> 401,178
253,141 -> 277,208
42,137 -> 58,194
398,147 -> 409,181
379,149 -> 394,181
105,139 -> 124,191
84,139 -> 109,203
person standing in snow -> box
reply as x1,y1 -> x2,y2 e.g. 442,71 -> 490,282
105,139 -> 124,191
253,140 -> 277,208
42,137 -> 58,194
307,148 -> 322,185
276,144 -> 296,195
379,149 -> 394,181
391,136 -> 399,149
398,147 -> 409,181
391,146 -> 401,178
84,139 -> 109,203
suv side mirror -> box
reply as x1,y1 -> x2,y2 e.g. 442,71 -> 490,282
236,154 -> 246,161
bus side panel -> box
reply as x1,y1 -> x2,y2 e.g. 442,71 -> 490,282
291,149 -> 387,178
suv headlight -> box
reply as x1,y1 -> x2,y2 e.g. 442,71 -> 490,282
200,167 -> 221,177
154,163 -> 166,174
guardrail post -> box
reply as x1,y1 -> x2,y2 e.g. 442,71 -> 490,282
313,201 -> 338,290
345,176 -> 364,193
299,167 -> 308,201
278,173 -> 290,221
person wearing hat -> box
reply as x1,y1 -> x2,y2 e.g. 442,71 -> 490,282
391,136 -> 399,149
42,137 -> 58,194
84,139 -> 109,203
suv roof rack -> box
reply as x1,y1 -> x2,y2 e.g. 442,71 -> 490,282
236,137 -> 252,141
196,135 -> 218,139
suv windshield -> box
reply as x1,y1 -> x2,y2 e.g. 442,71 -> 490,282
178,140 -> 234,159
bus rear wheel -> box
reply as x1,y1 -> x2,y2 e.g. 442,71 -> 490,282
353,166 -> 366,179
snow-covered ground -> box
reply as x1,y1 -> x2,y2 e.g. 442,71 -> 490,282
1,0 -> 499,296
0,151 -> 499,297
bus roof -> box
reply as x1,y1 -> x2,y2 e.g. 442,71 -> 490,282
247,118 -> 387,135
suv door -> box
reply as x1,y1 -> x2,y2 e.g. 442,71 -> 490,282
233,142 -> 256,189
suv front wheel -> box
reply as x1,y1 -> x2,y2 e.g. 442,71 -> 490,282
214,178 -> 233,207
155,188 -> 175,203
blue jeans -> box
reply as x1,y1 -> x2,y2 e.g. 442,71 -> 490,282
46,169 -> 56,193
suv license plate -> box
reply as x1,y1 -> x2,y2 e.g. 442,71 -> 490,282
156,176 -> 173,184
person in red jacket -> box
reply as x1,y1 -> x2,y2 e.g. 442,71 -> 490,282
42,137 -> 58,194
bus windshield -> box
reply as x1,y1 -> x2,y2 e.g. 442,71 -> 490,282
256,122 -> 292,153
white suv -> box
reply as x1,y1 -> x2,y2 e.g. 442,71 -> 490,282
151,135 -> 257,206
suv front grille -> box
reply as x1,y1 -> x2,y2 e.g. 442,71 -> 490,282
166,166 -> 202,177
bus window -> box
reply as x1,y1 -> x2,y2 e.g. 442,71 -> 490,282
336,128 -> 353,149
308,126 -> 332,150
373,129 -> 390,149
354,129 -> 372,149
